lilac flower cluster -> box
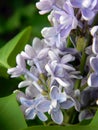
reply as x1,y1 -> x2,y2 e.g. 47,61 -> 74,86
8,0 -> 98,125
88,26 -> 98,87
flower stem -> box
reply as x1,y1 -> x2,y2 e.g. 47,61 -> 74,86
75,33 -> 91,89
69,34 -> 92,124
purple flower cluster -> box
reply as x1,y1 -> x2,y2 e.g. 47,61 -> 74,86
88,26 -> 98,87
8,0 -> 98,124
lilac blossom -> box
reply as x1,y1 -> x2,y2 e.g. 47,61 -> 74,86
37,86 -> 74,124
7,54 -> 27,78
69,0 -> 98,21
7,0 -> 96,124
36,0 -> 56,14
36,0 -> 66,15
7,54 -> 39,81
46,3 -> 78,38
79,87 -> 98,121
19,96 -> 48,121
45,51 -> 81,88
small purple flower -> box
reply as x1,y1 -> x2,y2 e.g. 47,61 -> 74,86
19,96 -> 48,121
69,0 -> 98,20
7,54 -> 26,77
47,3 -> 78,38
36,0 -> 56,14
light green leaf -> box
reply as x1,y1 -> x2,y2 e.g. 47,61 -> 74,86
0,94 -> 27,130
0,26 -> 32,78
89,110 -> 98,128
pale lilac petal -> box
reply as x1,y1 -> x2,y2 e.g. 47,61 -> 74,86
61,54 -> 75,63
36,0 -> 55,14
54,77 -> 70,87
57,93 -> 67,102
60,99 -> 74,109
37,100 -> 51,112
90,57 -> 98,72
18,80 -> 31,88
36,1 -> 52,10
37,112 -> 47,121
55,66 -> 65,77
69,0 -> 82,8
90,26 -> 98,36
45,64 -> 53,75
90,0 -> 98,9
25,44 -> 35,58
25,109 -> 36,120
7,67 -> 23,77
82,8 -> 95,20
51,109 -> 63,124
20,97 -> 34,107
41,27 -> 57,38
63,3 -> 74,15
88,73 -> 98,87
16,54 -> 26,68
48,51 -> 58,61
60,26 -> 72,38
50,86 -> 59,99
92,37 -> 98,54
21,51 -> 30,59
79,109 -> 94,122
26,86 -> 40,98
33,37 -> 44,52
60,64 -> 75,71
37,48 -> 49,59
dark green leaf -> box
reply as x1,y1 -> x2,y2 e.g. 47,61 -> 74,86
0,94 -> 27,130
21,125 -> 93,130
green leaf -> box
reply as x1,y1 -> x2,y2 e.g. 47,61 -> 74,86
0,94 -> 27,130
89,110 -> 98,128
21,111 -> 98,130
0,26 -> 32,78
21,125 -> 92,130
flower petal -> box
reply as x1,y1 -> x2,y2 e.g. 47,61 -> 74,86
20,97 -> 34,107
69,0 -> 82,8
60,99 -> 74,109
37,111 -> 48,121
18,80 -> 31,88
51,109 -> 63,124
16,54 -> 26,68
50,86 -> 59,99
82,8 -> 95,20
37,100 -> 51,112
25,109 -> 36,120
88,72 -> 98,87
79,109 -> 94,122
90,56 -> 98,72
92,37 -> 98,54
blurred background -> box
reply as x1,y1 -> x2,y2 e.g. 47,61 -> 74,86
0,0 -> 49,97
0,0 -> 49,47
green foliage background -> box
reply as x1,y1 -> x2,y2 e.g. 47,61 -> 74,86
0,0 -> 98,130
